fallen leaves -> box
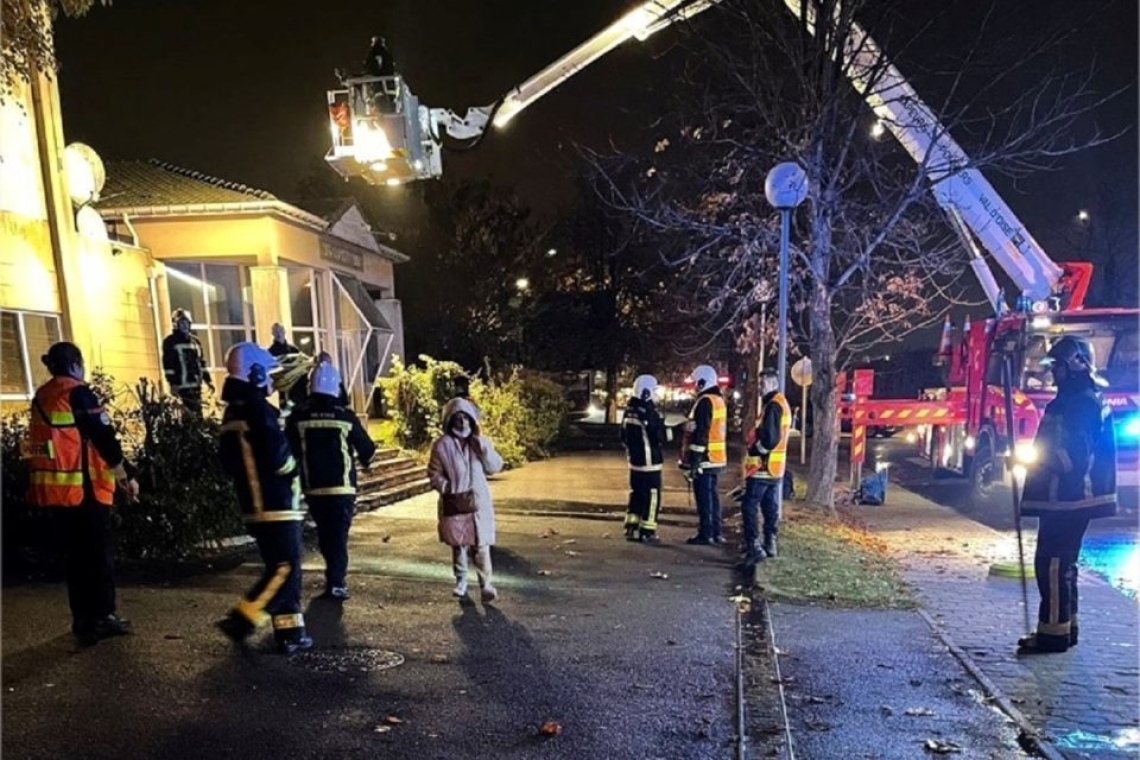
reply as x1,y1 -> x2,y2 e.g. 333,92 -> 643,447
923,739 -> 962,754
539,721 -> 562,736
536,569 -> 552,576
384,715 -> 404,725
904,707 -> 936,717
650,571 -> 669,580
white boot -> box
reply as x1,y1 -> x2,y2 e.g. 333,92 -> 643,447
452,546 -> 469,597
473,545 -> 497,602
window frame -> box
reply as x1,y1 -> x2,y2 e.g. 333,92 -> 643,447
0,309 -> 63,400
165,261 -> 255,371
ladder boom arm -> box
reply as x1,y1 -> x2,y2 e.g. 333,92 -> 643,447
492,0 -> 720,129
783,0 -> 1063,301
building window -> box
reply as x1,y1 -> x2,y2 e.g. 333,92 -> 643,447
1,310 -> 62,399
286,266 -> 328,355
166,262 -> 254,371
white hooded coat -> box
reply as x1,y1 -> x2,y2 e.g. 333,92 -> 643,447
428,397 -> 503,546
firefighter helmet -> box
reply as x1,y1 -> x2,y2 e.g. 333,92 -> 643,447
225,342 -> 280,389
633,374 -> 658,401
309,361 -> 342,398
691,365 -> 718,392
1042,335 -> 1096,374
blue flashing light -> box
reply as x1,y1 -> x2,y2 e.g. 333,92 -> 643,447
1119,415 -> 1140,441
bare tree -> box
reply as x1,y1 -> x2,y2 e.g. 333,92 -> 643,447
590,0 -> 1115,509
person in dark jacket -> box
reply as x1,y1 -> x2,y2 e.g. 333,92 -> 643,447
363,35 -> 396,78
680,365 -> 728,545
267,322 -> 300,358
286,362 -> 376,600
162,309 -> 212,414
287,351 -> 350,410
25,342 -> 138,644
621,374 -> 670,543
215,342 -> 312,654
1018,335 -> 1117,654
739,369 -> 792,567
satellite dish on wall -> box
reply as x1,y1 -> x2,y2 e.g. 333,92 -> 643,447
76,205 -> 110,243
63,143 -> 106,206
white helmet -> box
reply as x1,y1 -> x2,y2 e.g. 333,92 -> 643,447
225,342 -> 280,388
691,364 -> 718,392
309,360 -> 342,398
633,374 -> 658,401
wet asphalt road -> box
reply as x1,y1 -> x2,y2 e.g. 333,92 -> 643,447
866,437 -> 1140,599
2,456 -> 745,760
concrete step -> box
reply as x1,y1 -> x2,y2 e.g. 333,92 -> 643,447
360,464 -> 427,491
356,478 -> 433,512
371,447 -> 401,462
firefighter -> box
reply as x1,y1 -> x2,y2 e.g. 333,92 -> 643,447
285,362 -> 376,600
267,322 -> 300,358
1018,335 -> 1117,654
25,342 -> 139,644
740,369 -> 792,567
680,365 -> 728,544
621,374 -> 670,544
162,309 -> 212,413
215,342 -> 312,654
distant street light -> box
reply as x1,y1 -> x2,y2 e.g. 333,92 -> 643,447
515,277 -> 530,292
1077,209 -> 1090,222
546,248 -> 558,257
870,119 -> 886,139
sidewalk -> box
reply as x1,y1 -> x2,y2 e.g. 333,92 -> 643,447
852,483 -> 1140,759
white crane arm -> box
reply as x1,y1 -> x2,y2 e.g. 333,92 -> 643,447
492,0 -> 720,129
782,0 -> 1063,302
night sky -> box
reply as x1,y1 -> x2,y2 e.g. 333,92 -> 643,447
54,1 -> 1137,266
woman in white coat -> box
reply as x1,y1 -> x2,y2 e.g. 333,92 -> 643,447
428,397 -> 504,601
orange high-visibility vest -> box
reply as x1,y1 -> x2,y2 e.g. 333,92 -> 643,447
681,393 -> 728,468
24,377 -> 117,507
743,392 -> 792,479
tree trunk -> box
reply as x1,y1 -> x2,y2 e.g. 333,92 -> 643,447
806,285 -> 839,512
741,348 -> 760,439
605,365 -> 619,423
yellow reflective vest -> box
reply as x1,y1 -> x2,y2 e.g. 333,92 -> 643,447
743,392 -> 791,480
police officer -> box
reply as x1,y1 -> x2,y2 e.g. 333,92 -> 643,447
162,309 -> 212,413
286,361 -> 376,600
740,369 -> 792,567
1018,335 -> 1117,654
680,365 -> 728,544
25,342 -> 139,644
267,322 -> 300,358
620,375 -> 671,543
215,342 -> 312,654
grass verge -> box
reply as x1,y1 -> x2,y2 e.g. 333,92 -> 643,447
754,504 -> 915,609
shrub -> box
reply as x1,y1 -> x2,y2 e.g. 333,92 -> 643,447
377,357 -> 566,468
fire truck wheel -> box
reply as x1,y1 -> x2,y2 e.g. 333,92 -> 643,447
969,441 -> 999,498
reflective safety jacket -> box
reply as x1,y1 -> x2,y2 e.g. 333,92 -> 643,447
285,395 -> 376,496
621,398 -> 669,472
1022,378 -> 1117,519
24,376 -> 127,507
681,389 -> 727,470
744,391 -> 792,481
219,378 -> 303,524
162,331 -> 209,391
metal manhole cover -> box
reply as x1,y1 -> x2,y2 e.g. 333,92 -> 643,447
288,648 -> 405,674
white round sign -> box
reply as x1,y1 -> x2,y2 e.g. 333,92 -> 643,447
764,162 -> 808,209
63,143 -> 106,206
791,357 -> 813,387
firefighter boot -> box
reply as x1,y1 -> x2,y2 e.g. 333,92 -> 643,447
1017,633 -> 1069,654
762,534 -> 777,558
273,615 -> 313,655
738,542 -> 765,570
92,613 -> 133,639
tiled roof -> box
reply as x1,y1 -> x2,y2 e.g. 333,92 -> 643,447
293,197 -> 355,224
96,159 -> 279,210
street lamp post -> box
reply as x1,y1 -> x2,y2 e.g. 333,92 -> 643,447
764,162 -> 808,511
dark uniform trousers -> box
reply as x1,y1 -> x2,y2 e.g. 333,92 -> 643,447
56,501 -> 116,629
741,478 -> 780,550
240,522 -> 304,642
176,386 -> 204,415
1034,512 -> 1091,648
308,495 -> 355,590
626,471 -> 663,533
693,469 -> 723,541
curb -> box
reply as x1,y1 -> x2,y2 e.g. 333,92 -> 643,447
915,608 -> 1065,760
